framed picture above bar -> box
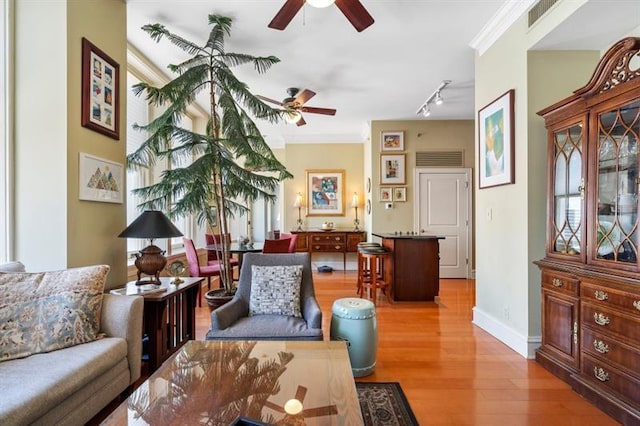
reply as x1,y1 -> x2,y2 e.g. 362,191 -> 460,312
81,37 -> 120,140
380,153 -> 406,185
381,131 -> 404,152
306,169 -> 345,216
478,89 -> 515,189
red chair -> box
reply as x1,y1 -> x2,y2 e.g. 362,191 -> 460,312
279,233 -> 298,253
183,237 -> 221,307
262,238 -> 292,253
205,233 -> 239,269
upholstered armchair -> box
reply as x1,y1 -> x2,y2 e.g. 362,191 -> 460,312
205,253 -> 323,341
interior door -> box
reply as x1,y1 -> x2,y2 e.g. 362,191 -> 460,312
415,168 -> 471,278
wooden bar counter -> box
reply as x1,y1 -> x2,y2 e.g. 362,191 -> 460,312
372,233 -> 443,301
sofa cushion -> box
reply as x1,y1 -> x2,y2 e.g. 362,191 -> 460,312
0,265 -> 109,361
249,265 -> 302,317
0,261 -> 25,272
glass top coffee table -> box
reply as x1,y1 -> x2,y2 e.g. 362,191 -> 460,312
102,340 -> 362,425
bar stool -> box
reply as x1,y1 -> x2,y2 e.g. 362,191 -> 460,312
356,242 -> 381,295
358,246 -> 392,305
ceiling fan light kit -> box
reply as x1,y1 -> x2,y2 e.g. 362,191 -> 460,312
307,0 -> 336,8
268,0 -> 374,32
416,80 -> 452,118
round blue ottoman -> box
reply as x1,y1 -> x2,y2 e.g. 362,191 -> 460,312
330,297 -> 377,377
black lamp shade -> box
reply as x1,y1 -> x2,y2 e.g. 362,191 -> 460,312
118,211 -> 183,239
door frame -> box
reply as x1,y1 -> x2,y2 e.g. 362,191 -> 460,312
413,167 -> 473,279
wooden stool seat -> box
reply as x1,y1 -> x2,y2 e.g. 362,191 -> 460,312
357,247 -> 391,305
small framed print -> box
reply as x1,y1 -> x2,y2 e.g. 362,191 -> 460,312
381,131 -> 404,152
393,187 -> 407,202
380,154 -> 406,185
379,187 -> 393,202
78,152 -> 123,203
81,38 -> 120,140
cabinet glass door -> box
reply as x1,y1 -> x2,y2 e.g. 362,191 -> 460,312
552,123 -> 584,256
595,100 -> 640,264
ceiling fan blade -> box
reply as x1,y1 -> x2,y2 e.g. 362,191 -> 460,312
256,95 -> 284,106
294,89 -> 316,105
263,400 -> 285,413
296,115 -> 307,126
301,405 -> 338,418
268,0 -> 304,30
301,106 -> 337,115
335,0 -> 375,32
294,385 -> 308,402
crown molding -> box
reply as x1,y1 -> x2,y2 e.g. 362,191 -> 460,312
470,0 -> 537,56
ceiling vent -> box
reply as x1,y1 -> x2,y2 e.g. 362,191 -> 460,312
528,0 -> 558,27
416,151 -> 464,168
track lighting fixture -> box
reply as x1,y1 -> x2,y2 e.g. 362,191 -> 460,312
416,80 -> 451,118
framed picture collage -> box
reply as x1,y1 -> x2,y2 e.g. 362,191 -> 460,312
379,131 -> 407,202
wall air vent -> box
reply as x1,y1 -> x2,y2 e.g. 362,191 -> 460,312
416,151 -> 464,168
528,0 -> 558,27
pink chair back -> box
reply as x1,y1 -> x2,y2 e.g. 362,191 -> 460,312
279,233 -> 298,253
205,234 -> 226,262
262,238 -> 292,253
183,237 -> 201,276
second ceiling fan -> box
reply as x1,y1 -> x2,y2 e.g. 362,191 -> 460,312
257,88 -> 337,127
268,0 -> 374,33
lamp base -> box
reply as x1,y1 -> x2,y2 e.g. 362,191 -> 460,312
134,244 -> 167,285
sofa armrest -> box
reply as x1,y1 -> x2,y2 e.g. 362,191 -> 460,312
100,294 -> 144,385
210,297 -> 248,330
302,294 -> 322,329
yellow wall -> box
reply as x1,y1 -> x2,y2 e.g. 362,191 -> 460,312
14,0 -> 127,288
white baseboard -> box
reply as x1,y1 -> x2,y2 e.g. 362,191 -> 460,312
472,307 -> 541,359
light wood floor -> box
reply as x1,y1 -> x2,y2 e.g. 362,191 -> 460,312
196,271 -> 620,425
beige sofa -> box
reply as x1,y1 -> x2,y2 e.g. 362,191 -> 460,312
0,263 -> 144,425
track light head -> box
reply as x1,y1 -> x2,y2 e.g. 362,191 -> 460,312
423,106 -> 431,117
416,80 -> 451,118
435,91 -> 443,105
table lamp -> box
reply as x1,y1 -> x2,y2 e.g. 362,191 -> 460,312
351,192 -> 361,231
118,210 -> 183,284
293,192 -> 304,231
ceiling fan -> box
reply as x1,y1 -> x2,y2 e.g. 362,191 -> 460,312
257,87 -> 337,127
268,0 -> 374,33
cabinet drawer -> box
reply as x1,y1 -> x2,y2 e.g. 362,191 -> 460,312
311,233 -> 345,243
581,302 -> 640,345
312,243 -> 345,252
581,328 -> 640,377
541,271 -> 578,296
581,281 -> 640,318
581,354 -> 640,406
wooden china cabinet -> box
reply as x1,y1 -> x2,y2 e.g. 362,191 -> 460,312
535,37 -> 640,424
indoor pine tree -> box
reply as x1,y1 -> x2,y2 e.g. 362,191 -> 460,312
127,14 -> 292,294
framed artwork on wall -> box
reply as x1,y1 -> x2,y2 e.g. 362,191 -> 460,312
380,153 -> 406,184
81,37 -> 120,140
78,152 -> 123,203
379,187 -> 392,202
306,169 -> 345,216
381,131 -> 404,152
393,187 -> 407,202
478,89 -> 515,189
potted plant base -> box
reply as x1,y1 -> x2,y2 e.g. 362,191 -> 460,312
205,288 -> 233,311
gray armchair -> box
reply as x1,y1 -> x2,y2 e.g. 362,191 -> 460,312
205,253 -> 323,341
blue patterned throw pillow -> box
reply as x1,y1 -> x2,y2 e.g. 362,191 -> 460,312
249,265 -> 303,318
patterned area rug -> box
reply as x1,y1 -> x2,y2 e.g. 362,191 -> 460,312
356,382 -> 419,426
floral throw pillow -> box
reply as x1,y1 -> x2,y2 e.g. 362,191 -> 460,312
0,265 -> 110,361
249,265 -> 303,318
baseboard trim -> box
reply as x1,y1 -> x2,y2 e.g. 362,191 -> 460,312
472,307 -> 541,359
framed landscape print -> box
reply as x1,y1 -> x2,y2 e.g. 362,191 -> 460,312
81,38 -> 120,140
478,89 -> 514,189
380,154 -> 406,185
306,169 -> 345,216
381,131 -> 404,152
79,152 -> 123,203
393,187 -> 407,202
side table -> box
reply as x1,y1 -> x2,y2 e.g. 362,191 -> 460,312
115,277 -> 204,373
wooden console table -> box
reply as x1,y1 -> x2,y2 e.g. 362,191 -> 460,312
114,277 -> 204,372
373,233 -> 443,301
292,230 -> 366,270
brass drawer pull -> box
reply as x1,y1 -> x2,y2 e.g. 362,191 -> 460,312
593,340 -> 610,354
593,312 -> 610,326
594,290 -> 608,301
551,278 -> 563,287
335,245 -> 341,250
634,300 -> 640,311
334,237 -> 341,241
594,366 -> 609,382
573,322 -> 578,345
314,245 -> 321,250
